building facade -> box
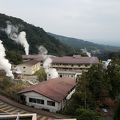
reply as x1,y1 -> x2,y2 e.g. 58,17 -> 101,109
22,55 -> 99,79
19,77 -> 76,112
16,60 -> 41,75
58,70 -> 82,79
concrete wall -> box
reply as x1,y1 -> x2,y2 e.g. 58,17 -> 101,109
22,88 -> 75,112
58,71 -> 82,80
58,72 -> 76,79
17,62 -> 41,75
23,92 -> 62,112
52,63 -> 91,79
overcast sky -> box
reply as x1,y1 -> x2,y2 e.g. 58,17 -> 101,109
0,0 -> 120,46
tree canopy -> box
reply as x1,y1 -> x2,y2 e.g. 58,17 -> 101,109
63,56 -> 120,119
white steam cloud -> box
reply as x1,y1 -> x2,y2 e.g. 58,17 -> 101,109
38,45 -> 48,59
47,68 -> 59,79
81,48 -> 91,57
0,40 -> 14,78
39,45 -> 59,79
17,32 -> 29,55
102,59 -> 111,69
3,21 -> 29,55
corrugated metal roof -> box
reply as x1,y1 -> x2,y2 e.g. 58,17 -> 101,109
19,77 -> 76,102
22,55 -> 99,64
52,56 -> 99,64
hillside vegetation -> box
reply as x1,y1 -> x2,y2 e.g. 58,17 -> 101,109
48,33 -> 120,53
0,13 -> 74,56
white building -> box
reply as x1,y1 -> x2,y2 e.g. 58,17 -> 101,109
15,60 -> 41,75
18,77 -> 76,112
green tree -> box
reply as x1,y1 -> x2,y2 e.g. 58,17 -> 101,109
6,51 -> 23,65
113,98 -> 120,120
0,77 -> 13,90
62,64 -> 113,116
88,64 -> 110,100
107,56 -> 120,98
76,72 -> 95,109
75,108 -> 103,120
34,67 -> 47,81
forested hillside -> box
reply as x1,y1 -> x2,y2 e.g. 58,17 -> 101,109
0,13 -> 74,56
49,33 -> 120,53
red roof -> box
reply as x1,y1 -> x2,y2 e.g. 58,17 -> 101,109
19,77 -> 76,102
22,55 -> 99,64
52,56 -> 99,64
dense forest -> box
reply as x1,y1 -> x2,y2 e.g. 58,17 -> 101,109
0,13 -> 74,56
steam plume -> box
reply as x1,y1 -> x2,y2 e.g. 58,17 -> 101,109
4,21 -> 29,55
103,59 -> 111,69
38,45 -> 48,59
43,57 -> 52,73
39,45 -> 59,79
17,31 -> 29,55
81,48 -> 91,57
0,40 -> 14,78
47,68 -> 59,79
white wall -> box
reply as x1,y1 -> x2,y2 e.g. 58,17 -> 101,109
22,88 -> 75,112
58,71 -> 76,79
23,92 -> 62,112
58,71 -> 82,80
17,62 -> 41,75
18,65 -> 33,75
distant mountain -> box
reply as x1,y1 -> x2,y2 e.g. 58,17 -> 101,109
48,33 -> 120,53
0,13 -> 74,56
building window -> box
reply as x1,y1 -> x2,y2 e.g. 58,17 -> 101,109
85,64 -> 88,67
47,101 -> 55,106
29,98 -> 44,104
60,75 -> 62,78
36,99 -> 44,104
29,98 -> 36,103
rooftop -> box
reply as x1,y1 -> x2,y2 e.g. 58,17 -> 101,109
19,60 -> 40,66
52,56 -> 99,64
0,113 -> 37,120
19,77 -> 76,102
22,55 -> 99,64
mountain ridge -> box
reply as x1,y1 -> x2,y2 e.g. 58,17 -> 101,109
48,32 -> 120,53
0,13 -> 74,56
